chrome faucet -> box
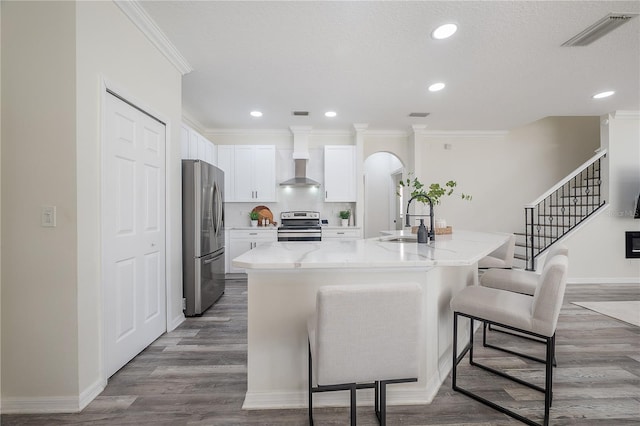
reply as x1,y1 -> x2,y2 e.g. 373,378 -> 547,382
405,193 -> 435,242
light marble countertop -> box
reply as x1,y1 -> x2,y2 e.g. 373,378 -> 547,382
322,226 -> 361,229
232,229 -> 509,270
228,226 -> 361,230
228,226 -> 278,231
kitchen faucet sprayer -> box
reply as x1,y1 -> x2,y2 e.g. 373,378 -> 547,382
405,193 -> 435,242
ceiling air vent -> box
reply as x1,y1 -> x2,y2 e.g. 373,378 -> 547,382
292,111 -> 309,116
408,112 -> 430,118
562,13 -> 638,46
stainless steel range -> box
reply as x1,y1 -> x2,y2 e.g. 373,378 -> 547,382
278,211 -> 322,241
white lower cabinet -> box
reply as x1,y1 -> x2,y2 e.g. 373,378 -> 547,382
228,229 -> 277,273
322,228 -> 361,241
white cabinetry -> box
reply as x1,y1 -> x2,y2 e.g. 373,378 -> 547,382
228,229 -> 277,273
324,145 -> 356,202
217,145 -> 235,203
181,124 -> 216,165
218,145 -> 276,202
322,228 -> 361,240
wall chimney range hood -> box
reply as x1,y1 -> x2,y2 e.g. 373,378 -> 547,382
280,126 -> 321,187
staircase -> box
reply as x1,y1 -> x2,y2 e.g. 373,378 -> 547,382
514,150 -> 608,270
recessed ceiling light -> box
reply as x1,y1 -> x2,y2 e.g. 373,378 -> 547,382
325,111 -> 337,118
592,91 -> 615,99
428,82 -> 446,92
250,111 -> 263,117
432,23 -> 458,40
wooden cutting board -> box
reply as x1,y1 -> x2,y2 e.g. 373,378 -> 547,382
251,205 -> 274,225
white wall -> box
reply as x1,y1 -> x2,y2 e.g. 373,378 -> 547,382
76,0 -> 183,403
0,2 -> 4,411
1,0 -> 183,412
563,112 -> 640,282
2,0 -> 79,402
412,117 -> 600,234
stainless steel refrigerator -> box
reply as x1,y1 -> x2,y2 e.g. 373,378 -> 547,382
182,159 -> 225,316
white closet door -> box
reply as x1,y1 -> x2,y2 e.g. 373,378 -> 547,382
103,92 -> 166,377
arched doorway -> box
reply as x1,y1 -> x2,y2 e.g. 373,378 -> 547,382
363,152 -> 404,238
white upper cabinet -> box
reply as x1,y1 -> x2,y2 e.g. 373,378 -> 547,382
252,145 -> 277,201
181,124 -> 216,165
324,145 -> 356,202
218,145 -> 276,202
217,145 -> 235,201
180,125 -> 190,159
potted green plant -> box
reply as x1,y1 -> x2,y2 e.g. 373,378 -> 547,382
339,210 -> 351,227
397,174 -> 472,205
397,174 -> 471,231
249,211 -> 260,227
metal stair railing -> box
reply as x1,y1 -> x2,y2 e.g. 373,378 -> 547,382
524,149 -> 607,270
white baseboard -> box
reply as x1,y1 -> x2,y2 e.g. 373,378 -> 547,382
1,396 -> 81,414
169,312 -> 186,332
79,378 -> 106,411
1,379 -> 105,414
568,278 -> 640,284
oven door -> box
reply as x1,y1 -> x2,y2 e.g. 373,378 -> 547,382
278,229 -> 322,242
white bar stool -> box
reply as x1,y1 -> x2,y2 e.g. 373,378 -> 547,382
451,254 -> 568,426
307,282 -> 422,425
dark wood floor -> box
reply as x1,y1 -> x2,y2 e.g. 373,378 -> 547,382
3,278 -> 639,425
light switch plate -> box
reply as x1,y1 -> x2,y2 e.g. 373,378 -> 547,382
41,206 -> 57,227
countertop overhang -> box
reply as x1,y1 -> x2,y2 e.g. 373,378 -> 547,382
232,229 -> 510,270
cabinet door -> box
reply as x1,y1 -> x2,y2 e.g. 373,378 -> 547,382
217,145 -> 235,202
229,230 -> 276,273
188,129 -> 199,160
323,229 -> 361,240
180,126 -> 190,159
228,236 -> 252,273
325,145 -> 356,202
234,146 -> 255,201
253,146 -> 276,202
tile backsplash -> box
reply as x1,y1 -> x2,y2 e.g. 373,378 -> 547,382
224,187 -> 354,228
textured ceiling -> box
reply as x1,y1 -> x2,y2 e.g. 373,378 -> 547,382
140,1 -> 640,132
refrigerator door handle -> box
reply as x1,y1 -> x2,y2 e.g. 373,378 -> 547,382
213,181 -> 222,234
209,183 -> 215,231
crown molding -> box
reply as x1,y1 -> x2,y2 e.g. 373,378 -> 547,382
202,127 -> 510,139
365,129 -> 410,138
114,0 -> 193,75
421,130 -> 508,139
612,110 -> 640,120
206,128 -> 292,137
181,112 -> 206,133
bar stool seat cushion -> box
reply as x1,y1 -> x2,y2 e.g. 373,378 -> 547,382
453,255 -> 568,337
451,286 -> 534,332
480,269 -> 538,295
480,244 -> 569,296
478,234 -> 516,269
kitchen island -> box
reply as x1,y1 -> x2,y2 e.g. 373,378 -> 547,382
233,230 -> 510,410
